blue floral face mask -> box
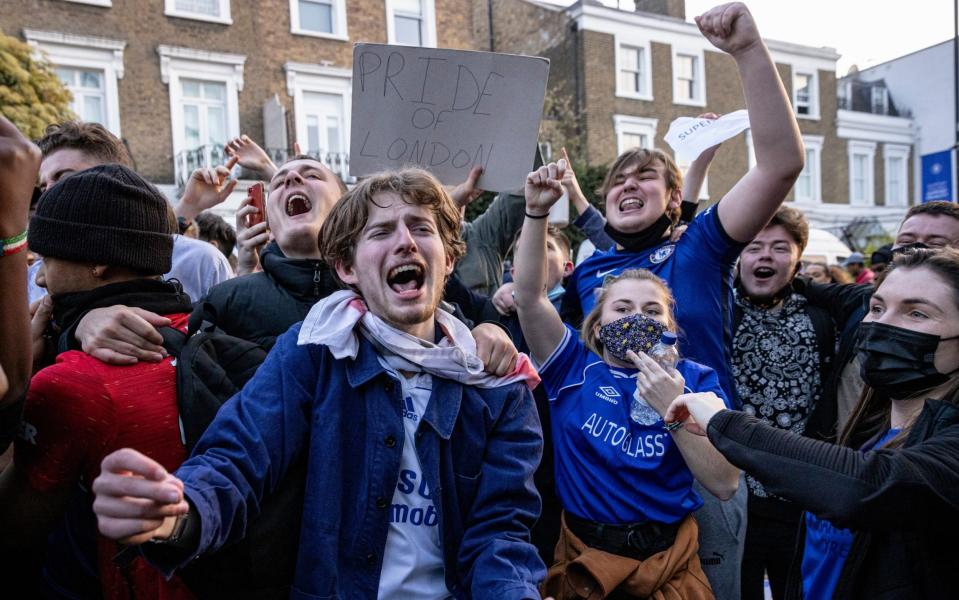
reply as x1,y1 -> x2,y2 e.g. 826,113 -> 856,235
598,313 -> 665,361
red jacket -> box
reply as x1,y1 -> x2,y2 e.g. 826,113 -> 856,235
17,312 -> 194,600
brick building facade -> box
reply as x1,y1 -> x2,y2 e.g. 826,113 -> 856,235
480,0 -> 916,238
6,0 -> 918,239
5,0 -> 480,193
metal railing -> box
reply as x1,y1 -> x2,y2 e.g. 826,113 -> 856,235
265,148 -> 352,183
174,144 -> 229,189
174,145 -> 352,189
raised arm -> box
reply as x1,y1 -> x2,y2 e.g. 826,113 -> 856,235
680,114 -> 721,210
0,116 -> 39,409
513,161 -> 569,364
701,3 -> 804,243
174,156 -> 239,223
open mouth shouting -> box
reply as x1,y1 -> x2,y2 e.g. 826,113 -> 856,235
752,266 -> 777,281
387,263 -> 426,299
285,192 -> 313,217
619,196 -> 646,213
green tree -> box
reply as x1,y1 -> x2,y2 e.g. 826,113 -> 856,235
0,31 -> 74,140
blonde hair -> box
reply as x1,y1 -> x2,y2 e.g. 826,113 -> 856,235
318,168 -> 465,285
581,268 -> 678,356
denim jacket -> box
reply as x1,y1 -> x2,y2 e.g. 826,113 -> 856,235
153,323 -> 546,599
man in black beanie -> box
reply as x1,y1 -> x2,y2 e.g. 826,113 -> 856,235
0,164 -> 196,599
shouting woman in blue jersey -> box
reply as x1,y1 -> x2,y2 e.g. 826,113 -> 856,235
556,5 -> 804,594
665,249 -> 959,599
515,157 -> 739,599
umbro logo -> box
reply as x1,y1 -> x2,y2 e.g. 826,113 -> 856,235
595,386 -> 620,405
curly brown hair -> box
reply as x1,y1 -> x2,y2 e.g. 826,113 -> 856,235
318,169 -> 465,286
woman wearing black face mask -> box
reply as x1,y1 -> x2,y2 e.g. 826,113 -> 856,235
664,247 -> 959,600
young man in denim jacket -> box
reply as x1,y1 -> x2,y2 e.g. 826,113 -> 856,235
91,168 -> 546,599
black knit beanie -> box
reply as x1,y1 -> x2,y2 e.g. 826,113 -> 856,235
29,164 -> 174,275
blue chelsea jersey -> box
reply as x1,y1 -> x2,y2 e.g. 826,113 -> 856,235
538,327 -> 732,525
568,206 -> 744,403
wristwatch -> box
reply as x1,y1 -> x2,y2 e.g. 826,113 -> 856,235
152,512 -> 190,545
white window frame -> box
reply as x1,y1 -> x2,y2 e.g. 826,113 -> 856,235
847,140 -> 877,206
792,69 -> 819,120
614,36 -> 653,101
164,0 -> 232,25
385,0 -> 437,48
158,45 -> 244,168
23,29 -> 125,136
285,62 -> 352,179
794,135 -> 824,204
883,143 -> 910,207
671,46 -> 706,107
871,86 -> 888,115
61,0 -> 112,6
289,0 -> 349,40
613,115 -> 657,154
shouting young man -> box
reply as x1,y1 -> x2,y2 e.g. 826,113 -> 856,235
91,168 -> 546,598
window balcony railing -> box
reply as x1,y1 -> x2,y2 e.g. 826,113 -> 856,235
174,144 -> 229,189
265,148 -> 352,184
174,145 -> 353,190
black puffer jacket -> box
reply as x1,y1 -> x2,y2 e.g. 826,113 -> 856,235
200,242 -> 337,350
708,400 -> 959,599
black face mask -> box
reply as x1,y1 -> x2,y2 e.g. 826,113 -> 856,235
858,321 -> 959,399
604,214 -> 673,253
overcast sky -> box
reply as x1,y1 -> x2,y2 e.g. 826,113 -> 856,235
543,0 -> 956,74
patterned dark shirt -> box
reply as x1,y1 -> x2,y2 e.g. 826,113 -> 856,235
733,292 -> 821,498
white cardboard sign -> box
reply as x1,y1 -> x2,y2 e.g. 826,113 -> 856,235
664,110 -> 751,164
349,43 -> 549,192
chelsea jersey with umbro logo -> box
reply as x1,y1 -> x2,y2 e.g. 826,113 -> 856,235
568,206 -> 745,403
538,327 -> 732,525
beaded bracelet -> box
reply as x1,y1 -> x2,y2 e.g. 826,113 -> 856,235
663,420 -> 685,432
0,230 -> 27,258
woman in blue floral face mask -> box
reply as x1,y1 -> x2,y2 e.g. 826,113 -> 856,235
513,159 -> 740,600
666,247 -> 959,600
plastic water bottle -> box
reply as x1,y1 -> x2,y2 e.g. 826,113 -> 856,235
630,332 -> 680,425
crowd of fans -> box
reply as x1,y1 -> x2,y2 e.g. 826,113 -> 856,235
1,3 -> 959,600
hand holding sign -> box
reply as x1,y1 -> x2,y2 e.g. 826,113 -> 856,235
350,44 -> 549,192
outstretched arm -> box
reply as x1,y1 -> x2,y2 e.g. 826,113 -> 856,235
667,395 -> 959,530
699,3 -> 804,243
513,161 -> 569,364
